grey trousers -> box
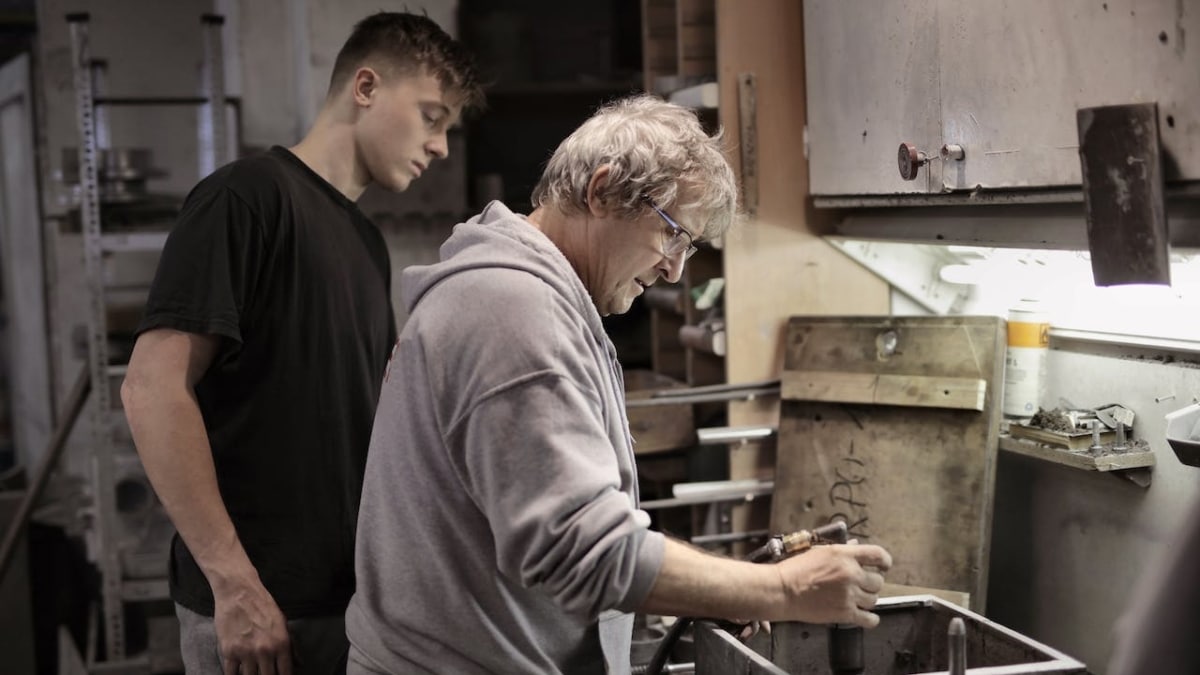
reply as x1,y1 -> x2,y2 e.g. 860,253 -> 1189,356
175,603 -> 349,675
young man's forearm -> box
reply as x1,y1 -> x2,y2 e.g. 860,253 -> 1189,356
122,381 -> 258,590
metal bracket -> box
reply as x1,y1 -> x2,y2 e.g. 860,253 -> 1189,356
737,73 -> 758,217
199,14 -> 229,176
66,13 -> 125,661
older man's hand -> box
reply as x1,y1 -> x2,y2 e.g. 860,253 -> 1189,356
774,543 -> 892,628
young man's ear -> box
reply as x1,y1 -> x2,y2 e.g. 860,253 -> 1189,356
352,67 -> 380,107
585,165 -> 613,218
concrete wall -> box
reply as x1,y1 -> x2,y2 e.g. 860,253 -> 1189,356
233,0 -> 457,147
987,346 -> 1200,673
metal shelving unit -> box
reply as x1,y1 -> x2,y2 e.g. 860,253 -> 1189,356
64,12 -> 234,671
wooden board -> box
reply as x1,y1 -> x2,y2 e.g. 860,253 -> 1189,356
771,316 -> 1006,612
782,370 -> 987,411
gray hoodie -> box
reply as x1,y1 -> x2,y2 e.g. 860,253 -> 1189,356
346,201 -> 666,674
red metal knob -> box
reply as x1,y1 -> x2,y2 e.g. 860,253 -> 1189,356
897,142 -> 928,181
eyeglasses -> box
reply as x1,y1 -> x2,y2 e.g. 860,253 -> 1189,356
647,202 -> 699,261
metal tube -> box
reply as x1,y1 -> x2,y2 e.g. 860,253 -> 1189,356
1115,422 -> 1129,451
690,530 -> 770,546
696,426 -> 776,444
627,386 -> 780,407
632,661 -> 694,674
948,617 -> 967,675
0,367 -> 90,586
199,14 -> 228,176
66,12 -> 125,660
89,59 -> 110,149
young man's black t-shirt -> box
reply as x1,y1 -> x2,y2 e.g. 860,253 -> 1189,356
137,146 -> 397,617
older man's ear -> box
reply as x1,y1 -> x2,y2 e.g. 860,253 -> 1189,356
584,165 -> 614,218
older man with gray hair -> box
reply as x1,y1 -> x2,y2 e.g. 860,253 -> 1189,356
345,95 -> 892,674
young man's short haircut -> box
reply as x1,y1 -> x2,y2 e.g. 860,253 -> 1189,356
329,12 -> 484,111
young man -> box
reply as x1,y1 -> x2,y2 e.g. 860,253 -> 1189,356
121,12 -> 482,675
345,95 -> 891,674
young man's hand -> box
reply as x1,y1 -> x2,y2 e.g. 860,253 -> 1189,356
213,577 -> 294,675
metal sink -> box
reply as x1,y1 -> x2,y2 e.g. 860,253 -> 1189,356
695,595 -> 1086,674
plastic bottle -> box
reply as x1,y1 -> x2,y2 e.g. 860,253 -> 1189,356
1003,299 -> 1049,418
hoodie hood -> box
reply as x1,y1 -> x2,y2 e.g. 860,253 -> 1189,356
402,200 -> 609,345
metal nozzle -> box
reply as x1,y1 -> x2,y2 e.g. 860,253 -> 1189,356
749,521 -> 851,564
812,520 -> 849,545
776,521 -> 848,557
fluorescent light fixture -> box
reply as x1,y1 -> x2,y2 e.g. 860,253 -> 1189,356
839,240 -> 1200,349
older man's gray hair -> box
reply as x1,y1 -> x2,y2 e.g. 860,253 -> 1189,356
531,94 -> 740,241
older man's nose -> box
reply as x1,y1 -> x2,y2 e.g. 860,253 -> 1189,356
657,253 -> 685,284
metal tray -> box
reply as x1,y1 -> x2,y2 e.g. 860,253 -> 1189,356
695,595 -> 1086,674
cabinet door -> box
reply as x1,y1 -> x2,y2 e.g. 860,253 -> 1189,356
938,0 -> 1199,190
804,0 -> 942,195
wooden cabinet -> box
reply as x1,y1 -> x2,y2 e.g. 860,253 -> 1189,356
805,0 -> 1200,196
802,0 -> 939,196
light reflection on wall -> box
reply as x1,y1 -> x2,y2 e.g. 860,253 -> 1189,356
937,247 -> 1200,343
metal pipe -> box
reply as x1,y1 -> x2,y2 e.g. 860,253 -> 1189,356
650,378 -> 780,398
0,367 -> 90,584
690,530 -> 770,546
696,426 -> 776,444
948,617 -> 967,675
640,481 -> 774,511
632,662 -> 694,674
1115,422 -> 1129,451
626,386 -> 780,407
199,14 -> 228,175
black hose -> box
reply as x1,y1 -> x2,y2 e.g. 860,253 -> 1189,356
644,616 -> 692,675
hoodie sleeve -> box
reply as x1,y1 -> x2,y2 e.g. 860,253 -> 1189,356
434,277 -> 665,618
449,373 -> 664,617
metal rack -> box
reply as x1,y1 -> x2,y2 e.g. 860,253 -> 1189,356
65,12 -> 234,671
